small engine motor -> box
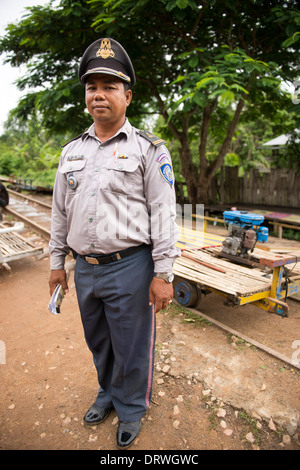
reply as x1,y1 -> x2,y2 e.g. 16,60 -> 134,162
222,211 -> 268,257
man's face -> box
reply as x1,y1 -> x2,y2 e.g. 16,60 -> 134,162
85,74 -> 132,127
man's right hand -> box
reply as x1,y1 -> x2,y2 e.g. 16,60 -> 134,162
49,269 -> 69,296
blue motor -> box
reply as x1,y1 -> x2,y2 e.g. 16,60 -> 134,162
222,210 -> 268,257
256,226 -> 269,243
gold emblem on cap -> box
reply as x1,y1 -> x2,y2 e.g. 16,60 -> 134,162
96,39 -> 115,59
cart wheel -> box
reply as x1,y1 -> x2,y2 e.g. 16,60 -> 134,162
174,279 -> 198,307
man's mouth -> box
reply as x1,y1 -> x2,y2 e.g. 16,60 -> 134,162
93,104 -> 109,110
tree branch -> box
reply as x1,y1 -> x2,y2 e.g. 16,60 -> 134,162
191,5 -> 206,37
207,96 -> 246,179
199,97 -> 218,174
136,74 -> 184,142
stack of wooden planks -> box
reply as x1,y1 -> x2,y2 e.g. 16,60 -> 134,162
173,248 -> 273,297
176,225 -> 224,251
0,223 -> 43,270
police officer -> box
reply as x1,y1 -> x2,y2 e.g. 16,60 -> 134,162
49,38 -> 180,449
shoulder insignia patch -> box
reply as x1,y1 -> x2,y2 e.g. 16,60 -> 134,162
156,152 -> 169,163
159,162 -> 174,187
138,129 -> 166,147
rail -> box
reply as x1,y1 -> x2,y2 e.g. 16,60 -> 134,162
4,189 -> 300,244
4,189 -> 52,241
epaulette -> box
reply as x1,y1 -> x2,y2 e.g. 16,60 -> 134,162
138,129 -> 166,147
61,130 -> 88,148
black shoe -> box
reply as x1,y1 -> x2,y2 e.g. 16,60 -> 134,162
83,404 -> 113,426
116,420 -> 141,449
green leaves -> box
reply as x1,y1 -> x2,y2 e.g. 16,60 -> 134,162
282,32 -> 300,47
166,0 -> 189,10
169,43 -> 288,124
0,0 -> 299,202
0,118 -> 62,186
170,48 -> 254,121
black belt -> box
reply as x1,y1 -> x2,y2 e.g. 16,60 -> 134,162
77,244 -> 147,265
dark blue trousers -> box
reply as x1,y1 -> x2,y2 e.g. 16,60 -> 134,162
74,245 -> 155,422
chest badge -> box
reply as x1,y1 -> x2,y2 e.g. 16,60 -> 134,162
67,173 -> 78,190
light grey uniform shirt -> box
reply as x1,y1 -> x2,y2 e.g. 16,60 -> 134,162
49,119 -> 180,272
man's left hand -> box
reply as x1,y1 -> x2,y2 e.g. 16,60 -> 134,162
149,277 -> 173,313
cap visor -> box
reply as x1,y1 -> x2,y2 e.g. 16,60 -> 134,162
81,67 -> 131,84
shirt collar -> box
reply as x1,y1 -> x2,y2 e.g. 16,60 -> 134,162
83,118 -> 132,142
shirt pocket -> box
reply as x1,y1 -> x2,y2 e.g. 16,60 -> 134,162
59,159 -> 86,194
102,159 -> 141,195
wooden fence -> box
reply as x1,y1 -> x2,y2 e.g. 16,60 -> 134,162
174,167 -> 300,238
207,167 -> 300,208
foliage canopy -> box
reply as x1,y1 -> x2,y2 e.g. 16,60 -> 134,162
0,0 -> 299,203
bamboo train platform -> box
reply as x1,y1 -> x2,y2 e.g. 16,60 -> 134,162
0,222 -> 43,271
174,229 -> 300,317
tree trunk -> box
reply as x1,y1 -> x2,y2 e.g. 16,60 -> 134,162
197,170 -> 215,205
194,97 -> 246,206
151,79 -> 246,208
178,131 -> 198,208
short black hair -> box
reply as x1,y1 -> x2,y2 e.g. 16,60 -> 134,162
123,82 -> 131,92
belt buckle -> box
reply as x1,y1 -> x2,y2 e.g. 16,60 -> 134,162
85,256 -> 99,265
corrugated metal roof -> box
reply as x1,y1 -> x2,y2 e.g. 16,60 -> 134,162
262,130 -> 299,148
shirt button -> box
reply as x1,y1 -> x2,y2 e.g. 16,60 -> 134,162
95,167 -> 100,172
90,243 -> 95,249
89,217 -> 93,222
100,146 -> 104,150
91,191 -> 95,196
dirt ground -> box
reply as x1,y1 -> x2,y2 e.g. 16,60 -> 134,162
0,225 -> 300,453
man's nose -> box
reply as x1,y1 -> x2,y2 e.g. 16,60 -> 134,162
95,90 -> 105,100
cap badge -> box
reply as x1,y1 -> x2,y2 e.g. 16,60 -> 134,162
96,39 -> 115,59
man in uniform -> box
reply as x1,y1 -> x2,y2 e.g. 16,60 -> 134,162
49,38 -> 180,449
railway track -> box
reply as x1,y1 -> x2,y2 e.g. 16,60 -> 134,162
4,189 -> 52,240
2,189 -> 299,370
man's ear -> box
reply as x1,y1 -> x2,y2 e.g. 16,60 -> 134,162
125,89 -> 132,106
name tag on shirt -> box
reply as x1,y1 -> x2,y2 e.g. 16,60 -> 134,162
67,155 -> 84,161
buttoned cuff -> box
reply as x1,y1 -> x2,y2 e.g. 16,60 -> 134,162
153,257 -> 177,273
50,254 -> 66,271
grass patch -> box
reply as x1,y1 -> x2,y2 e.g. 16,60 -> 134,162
238,410 -> 262,445
167,302 -> 212,327
227,334 -> 257,351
